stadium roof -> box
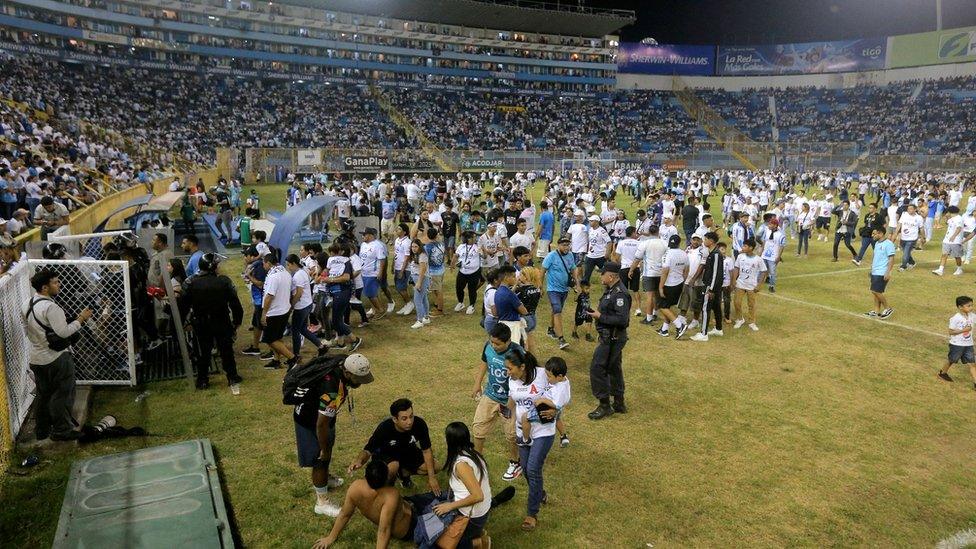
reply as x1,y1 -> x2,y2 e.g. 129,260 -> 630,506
289,0 -> 635,37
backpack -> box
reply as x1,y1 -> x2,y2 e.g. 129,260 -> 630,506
282,354 -> 346,405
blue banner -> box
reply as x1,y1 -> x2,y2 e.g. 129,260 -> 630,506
717,38 -> 886,75
617,43 -> 715,76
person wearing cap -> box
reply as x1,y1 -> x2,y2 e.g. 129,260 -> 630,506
541,237 -> 578,351
586,261 -> 631,420
290,353 -> 374,518
7,208 -> 30,236
656,234 -> 690,337
179,252 -> 244,393
0,234 -> 20,277
582,214 -> 611,284
358,227 -> 388,319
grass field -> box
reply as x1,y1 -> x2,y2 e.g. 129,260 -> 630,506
3,183 -> 976,548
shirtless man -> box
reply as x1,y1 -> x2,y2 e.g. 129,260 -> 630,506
313,460 -> 417,549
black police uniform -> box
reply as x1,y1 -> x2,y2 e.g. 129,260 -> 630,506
180,270 -> 244,387
589,275 -> 631,417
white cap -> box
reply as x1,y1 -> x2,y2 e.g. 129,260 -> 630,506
586,205 -> 596,213
573,209 -> 584,217
343,354 -> 374,385
588,215 -> 600,222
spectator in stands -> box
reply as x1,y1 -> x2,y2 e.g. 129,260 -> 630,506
34,196 -> 69,240
26,268 -> 92,441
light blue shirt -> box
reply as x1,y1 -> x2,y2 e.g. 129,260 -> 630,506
871,239 -> 896,275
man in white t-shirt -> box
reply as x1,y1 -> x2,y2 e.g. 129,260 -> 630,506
656,234 -> 689,338
896,203 -> 925,270
933,206 -> 965,277
261,250 -> 298,369
938,295 -> 976,388
613,226 -> 641,316
632,225 -> 667,325
359,228 -> 389,316
582,215 -> 611,283
508,218 -> 534,262
731,238 -> 767,331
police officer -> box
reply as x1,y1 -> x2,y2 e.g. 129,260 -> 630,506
180,253 -> 244,393
586,261 -> 631,420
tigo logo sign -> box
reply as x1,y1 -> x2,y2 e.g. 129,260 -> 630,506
939,31 -> 976,59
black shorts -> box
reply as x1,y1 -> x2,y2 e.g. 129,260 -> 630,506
641,276 -> 661,293
869,274 -> 888,294
625,268 -> 641,292
660,283 -> 683,308
948,344 -> 975,364
816,216 -> 830,229
261,313 -> 290,343
377,446 -> 426,473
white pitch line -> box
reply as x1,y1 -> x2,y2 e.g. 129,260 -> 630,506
779,259 -> 942,280
762,292 -> 944,339
936,529 -> 976,549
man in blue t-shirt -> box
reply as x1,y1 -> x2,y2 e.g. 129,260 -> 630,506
494,266 -> 528,345
424,228 -> 446,316
470,323 -> 523,482
181,235 -> 204,277
541,237 -> 578,350
537,200 -> 555,260
241,246 -> 268,356
867,227 -> 895,319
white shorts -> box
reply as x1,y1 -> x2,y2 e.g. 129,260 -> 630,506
536,239 -> 551,258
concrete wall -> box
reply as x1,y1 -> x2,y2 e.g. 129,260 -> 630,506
616,60 -> 976,91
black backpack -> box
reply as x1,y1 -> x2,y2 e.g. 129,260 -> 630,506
282,354 -> 346,405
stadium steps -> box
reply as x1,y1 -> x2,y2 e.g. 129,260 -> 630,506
368,84 -> 457,172
670,76 -> 771,171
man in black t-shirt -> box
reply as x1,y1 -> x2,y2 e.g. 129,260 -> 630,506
503,198 -> 523,237
346,398 -> 441,494
440,199 -> 460,266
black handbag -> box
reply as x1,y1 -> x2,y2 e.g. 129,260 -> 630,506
28,298 -> 81,352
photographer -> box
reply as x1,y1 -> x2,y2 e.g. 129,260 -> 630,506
26,269 -> 92,441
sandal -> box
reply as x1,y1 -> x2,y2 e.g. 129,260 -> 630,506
521,516 -> 537,531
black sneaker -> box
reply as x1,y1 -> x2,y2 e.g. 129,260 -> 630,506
879,308 -> 893,319
558,337 -> 569,350
259,351 -> 275,361
639,318 -> 655,325
348,337 -> 364,352
286,357 -> 300,370
864,311 -> 878,317
656,327 -> 669,337
938,372 -> 953,382
612,399 -> 627,414
587,403 -> 614,420
768,286 -> 776,293
195,380 -> 210,390
546,327 -> 557,340
676,323 -> 689,340
241,346 -> 261,356
264,360 -> 281,370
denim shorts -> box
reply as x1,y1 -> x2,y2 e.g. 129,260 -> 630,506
395,270 -> 409,292
548,291 -> 568,314
524,313 -> 537,333
363,276 -> 380,298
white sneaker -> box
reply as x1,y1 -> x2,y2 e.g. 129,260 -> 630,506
707,329 -> 724,337
422,316 -> 431,325
403,302 -> 415,315
965,259 -> 972,265
386,302 -> 396,313
734,319 -> 745,329
748,323 -> 759,331
465,305 -> 475,315
366,308 -> 375,318
690,333 -> 709,342
411,321 -> 424,329
954,268 -> 964,276
314,499 -> 342,517
634,309 -> 643,317
688,320 -> 700,330
230,383 -> 240,396
395,305 -> 409,315
327,475 -> 344,489
454,302 -> 466,312
502,461 -> 522,481
932,268 -> 944,276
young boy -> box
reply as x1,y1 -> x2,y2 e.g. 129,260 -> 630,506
572,280 -> 594,341
518,357 -> 572,447
938,295 -> 976,390
718,242 -> 733,324
731,238 -> 767,331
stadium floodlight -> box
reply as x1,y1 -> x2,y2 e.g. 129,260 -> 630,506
640,37 -> 658,45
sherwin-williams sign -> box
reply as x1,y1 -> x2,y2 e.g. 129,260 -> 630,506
717,38 -> 886,75
617,43 -> 715,76
889,26 -> 976,68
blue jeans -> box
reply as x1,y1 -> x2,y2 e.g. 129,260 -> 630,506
291,304 -> 321,355
412,274 -> 430,321
764,259 -> 778,288
797,229 -> 810,255
855,236 -> 874,262
518,434 -> 554,518
330,287 -> 352,337
900,239 -> 916,268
